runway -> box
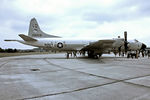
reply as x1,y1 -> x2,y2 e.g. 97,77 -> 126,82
0,53 -> 150,100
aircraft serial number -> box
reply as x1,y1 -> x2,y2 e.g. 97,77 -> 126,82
44,43 -> 54,48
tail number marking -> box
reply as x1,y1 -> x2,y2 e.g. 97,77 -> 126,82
44,43 -> 53,48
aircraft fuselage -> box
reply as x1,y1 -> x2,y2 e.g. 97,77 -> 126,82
18,38 -> 97,51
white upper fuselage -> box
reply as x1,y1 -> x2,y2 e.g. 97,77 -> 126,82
18,38 -> 98,51
17,37 -> 143,51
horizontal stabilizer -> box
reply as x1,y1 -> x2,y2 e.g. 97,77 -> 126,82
4,40 -> 17,41
19,34 -> 37,41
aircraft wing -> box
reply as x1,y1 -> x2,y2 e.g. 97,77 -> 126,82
82,39 -> 115,53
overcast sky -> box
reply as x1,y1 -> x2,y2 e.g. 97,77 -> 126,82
1,0 -> 150,49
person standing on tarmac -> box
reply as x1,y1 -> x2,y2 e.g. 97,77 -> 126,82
148,50 -> 150,59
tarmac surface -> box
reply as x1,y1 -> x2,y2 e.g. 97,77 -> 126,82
0,53 -> 150,100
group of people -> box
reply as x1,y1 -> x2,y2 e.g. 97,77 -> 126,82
66,51 -> 86,59
127,50 -> 150,59
66,51 -> 77,59
65,50 -> 150,59
147,50 -> 150,58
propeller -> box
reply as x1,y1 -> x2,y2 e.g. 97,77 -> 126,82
141,43 -> 147,50
124,31 -> 128,54
140,43 -> 147,57
118,46 -> 121,56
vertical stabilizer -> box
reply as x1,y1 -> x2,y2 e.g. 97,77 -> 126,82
28,18 -> 61,38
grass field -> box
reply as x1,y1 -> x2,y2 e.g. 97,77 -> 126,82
0,52 -> 51,58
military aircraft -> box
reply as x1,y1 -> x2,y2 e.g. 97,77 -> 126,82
5,18 -> 147,58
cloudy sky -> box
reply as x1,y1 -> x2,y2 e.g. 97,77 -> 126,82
1,0 -> 150,49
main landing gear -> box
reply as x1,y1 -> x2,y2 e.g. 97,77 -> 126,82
88,51 -> 102,59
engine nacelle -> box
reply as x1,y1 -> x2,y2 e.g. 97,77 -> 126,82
112,39 -> 124,48
128,41 -> 142,50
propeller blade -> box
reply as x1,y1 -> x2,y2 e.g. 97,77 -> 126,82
141,43 -> 147,51
124,31 -> 128,54
140,43 -> 147,57
118,46 -> 121,56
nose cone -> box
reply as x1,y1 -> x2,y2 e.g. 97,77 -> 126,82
141,43 -> 147,50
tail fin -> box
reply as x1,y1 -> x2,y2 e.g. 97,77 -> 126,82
28,18 -> 61,38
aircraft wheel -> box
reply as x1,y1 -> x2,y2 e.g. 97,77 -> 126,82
88,51 -> 94,58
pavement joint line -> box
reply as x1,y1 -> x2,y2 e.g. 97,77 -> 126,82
119,74 -> 150,89
0,61 -> 10,69
21,74 -> 150,100
107,64 -> 150,69
18,80 -> 121,100
123,81 -> 150,89
44,58 -> 150,83
16,76 -> 150,100
7,57 -> 150,99
119,74 -> 150,82
44,59 -> 117,81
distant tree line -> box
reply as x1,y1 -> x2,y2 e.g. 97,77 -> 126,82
0,48 -> 18,53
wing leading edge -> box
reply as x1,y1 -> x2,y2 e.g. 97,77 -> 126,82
82,39 -> 115,51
